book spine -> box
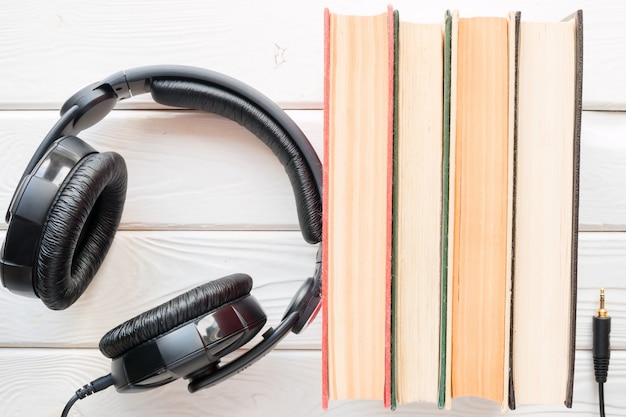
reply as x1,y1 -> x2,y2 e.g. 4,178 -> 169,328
438,10 -> 452,411
566,9 -> 584,409
321,6 -> 330,410
389,6 -> 399,412
384,4 -> 396,410
444,10 -> 458,411
506,10 -> 521,412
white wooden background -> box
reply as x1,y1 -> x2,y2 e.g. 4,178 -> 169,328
0,1 -> 624,416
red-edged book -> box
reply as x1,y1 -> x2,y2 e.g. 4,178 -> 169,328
322,6 -> 395,409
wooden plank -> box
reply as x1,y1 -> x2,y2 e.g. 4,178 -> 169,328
0,110 -> 624,231
579,111 -> 626,230
0,0 -> 326,109
579,1 -> 626,110
0,110 -> 322,231
0,0 -> 624,109
0,230 -> 321,350
0,230 -> 623,350
0,348 -> 623,416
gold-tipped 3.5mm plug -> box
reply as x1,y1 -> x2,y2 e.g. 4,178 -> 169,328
593,288 -> 611,417
597,288 -> 609,318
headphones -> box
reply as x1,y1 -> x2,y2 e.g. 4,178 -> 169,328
0,65 -> 322,393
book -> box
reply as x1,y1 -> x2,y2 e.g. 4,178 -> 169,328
448,11 -> 515,407
509,10 -> 583,409
322,6 -> 582,411
392,12 -> 444,407
322,6 -> 395,408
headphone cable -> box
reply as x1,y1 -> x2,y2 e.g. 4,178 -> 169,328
60,374 -> 114,417
56,291 -> 612,417
593,289 -> 611,417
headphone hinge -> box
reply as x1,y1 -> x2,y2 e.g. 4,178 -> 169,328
101,69 -> 152,100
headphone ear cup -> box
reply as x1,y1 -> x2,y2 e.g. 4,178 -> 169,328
35,151 -> 127,310
99,273 -> 256,359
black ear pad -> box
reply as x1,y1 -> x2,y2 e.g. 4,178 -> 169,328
99,273 -> 254,359
35,151 -> 127,310
150,79 -> 322,244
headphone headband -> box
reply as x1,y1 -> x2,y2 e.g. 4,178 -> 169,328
68,66 -> 321,190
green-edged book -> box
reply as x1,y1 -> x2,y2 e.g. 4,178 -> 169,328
392,8 -> 445,407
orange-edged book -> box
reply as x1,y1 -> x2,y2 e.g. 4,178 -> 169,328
448,11 -> 517,408
322,6 -> 395,408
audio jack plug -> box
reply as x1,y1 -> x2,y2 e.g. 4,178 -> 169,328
593,289 -> 611,417
60,374 -> 114,417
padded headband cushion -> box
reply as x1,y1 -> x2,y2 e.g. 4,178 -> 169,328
35,151 -> 127,310
150,79 -> 322,244
99,273 -> 254,359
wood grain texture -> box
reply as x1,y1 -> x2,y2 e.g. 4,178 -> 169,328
0,0 -> 624,109
0,0 -> 326,109
579,111 -> 626,230
0,348 -> 623,417
0,230 -> 623,351
0,230 -> 320,350
1,1 -> 625,415
0,110 -> 624,231
0,110 -> 322,231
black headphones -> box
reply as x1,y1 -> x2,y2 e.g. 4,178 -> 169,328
0,65 -> 322,394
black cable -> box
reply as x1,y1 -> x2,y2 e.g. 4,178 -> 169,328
598,382 -> 605,417
60,374 -> 114,417
593,289 -> 611,417
61,395 -> 80,417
